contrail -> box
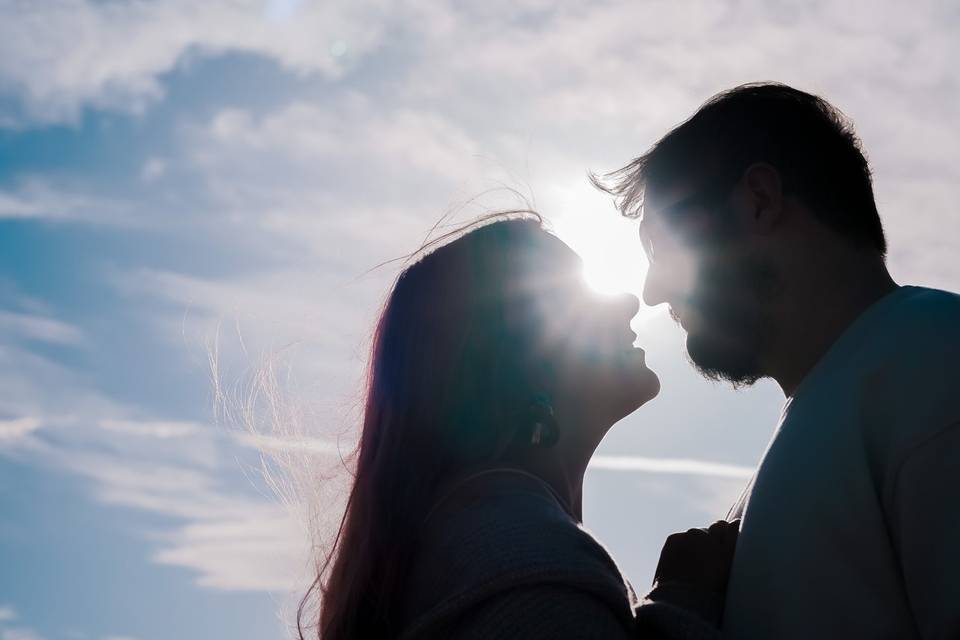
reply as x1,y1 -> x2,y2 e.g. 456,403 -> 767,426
590,455 -> 753,479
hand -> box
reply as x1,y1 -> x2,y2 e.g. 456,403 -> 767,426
645,519 -> 740,624
654,519 -> 740,594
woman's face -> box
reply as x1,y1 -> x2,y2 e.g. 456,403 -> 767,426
517,232 -> 660,431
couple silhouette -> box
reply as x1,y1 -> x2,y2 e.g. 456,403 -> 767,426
302,82 -> 960,639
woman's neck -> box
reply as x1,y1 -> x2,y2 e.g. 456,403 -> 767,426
516,418 -> 609,522
518,456 -> 585,522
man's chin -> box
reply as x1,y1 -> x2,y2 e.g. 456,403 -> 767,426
686,334 -> 763,388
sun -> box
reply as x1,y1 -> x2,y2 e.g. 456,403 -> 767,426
551,209 -> 648,298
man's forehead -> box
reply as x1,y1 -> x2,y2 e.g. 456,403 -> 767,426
640,178 -> 700,228
642,179 -> 699,219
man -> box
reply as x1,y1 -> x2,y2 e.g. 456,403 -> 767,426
594,83 -> 960,638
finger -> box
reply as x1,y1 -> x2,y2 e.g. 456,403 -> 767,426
707,520 -> 741,543
707,520 -> 731,535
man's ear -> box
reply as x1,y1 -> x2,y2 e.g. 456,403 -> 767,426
739,162 -> 783,235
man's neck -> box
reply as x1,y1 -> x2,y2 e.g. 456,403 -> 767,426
771,258 -> 898,397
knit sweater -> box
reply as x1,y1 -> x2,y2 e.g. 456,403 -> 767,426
398,470 -> 720,640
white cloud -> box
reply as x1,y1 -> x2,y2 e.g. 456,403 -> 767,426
0,335 -> 314,592
188,96 -> 493,235
0,607 -> 44,640
0,311 -> 86,347
152,507 -> 307,591
204,98 -> 482,185
98,418 -> 201,439
0,0 -> 390,127
140,158 -> 167,183
0,180 -> 128,224
0,416 -> 42,442
1,630 -> 44,640
0,345 -> 116,430
20,430 -> 316,592
235,432 -> 349,457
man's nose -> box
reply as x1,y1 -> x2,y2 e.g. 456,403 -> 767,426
642,262 -> 670,308
643,253 -> 696,309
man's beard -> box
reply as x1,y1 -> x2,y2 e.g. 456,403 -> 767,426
682,310 -> 765,387
676,257 -> 780,388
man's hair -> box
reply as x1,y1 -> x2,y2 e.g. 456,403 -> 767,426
592,82 -> 887,255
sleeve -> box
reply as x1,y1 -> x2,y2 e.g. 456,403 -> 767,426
439,584 -> 635,640
438,584 -> 724,640
637,585 -> 723,639
890,420 -> 960,640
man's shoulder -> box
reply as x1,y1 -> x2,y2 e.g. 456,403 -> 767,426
851,287 -> 960,476
796,286 -> 960,402
880,286 -> 960,367
886,286 -> 960,334
845,286 -> 960,369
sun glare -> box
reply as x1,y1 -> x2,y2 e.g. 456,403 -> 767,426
551,209 -> 648,298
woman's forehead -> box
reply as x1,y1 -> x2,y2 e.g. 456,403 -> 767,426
535,231 -> 583,268
504,231 -> 583,296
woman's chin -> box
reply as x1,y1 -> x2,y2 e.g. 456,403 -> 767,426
562,349 -> 661,422
618,349 -> 661,401
638,367 -> 661,403
603,363 -> 661,424
625,368 -> 661,412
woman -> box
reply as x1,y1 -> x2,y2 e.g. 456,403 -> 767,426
305,213 -> 736,639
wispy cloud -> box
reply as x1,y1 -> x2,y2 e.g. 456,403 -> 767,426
0,180 -> 128,224
234,432 -> 348,457
139,158 -> 167,184
0,311 -> 86,347
11,423 -> 311,592
98,419 -> 201,440
1,628 -> 44,640
591,455 -> 753,479
0,606 -> 44,640
0,417 -> 42,442
0,331 -> 312,592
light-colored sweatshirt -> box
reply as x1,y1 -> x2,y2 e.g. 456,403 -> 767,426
723,286 -> 960,639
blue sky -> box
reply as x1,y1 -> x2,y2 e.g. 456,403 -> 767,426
1,1 -> 958,638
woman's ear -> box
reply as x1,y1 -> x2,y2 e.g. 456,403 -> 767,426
738,162 -> 784,235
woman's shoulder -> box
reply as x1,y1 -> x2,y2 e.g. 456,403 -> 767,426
400,470 -> 636,639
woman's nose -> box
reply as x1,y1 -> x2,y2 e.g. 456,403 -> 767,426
607,291 -> 640,321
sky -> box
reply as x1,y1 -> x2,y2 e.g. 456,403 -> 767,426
1,1 -> 958,638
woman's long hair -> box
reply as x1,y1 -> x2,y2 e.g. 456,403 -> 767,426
303,213 -> 554,639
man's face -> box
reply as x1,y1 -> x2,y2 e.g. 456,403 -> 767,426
640,178 -> 777,386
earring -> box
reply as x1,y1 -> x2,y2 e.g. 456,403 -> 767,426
528,393 -> 559,447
